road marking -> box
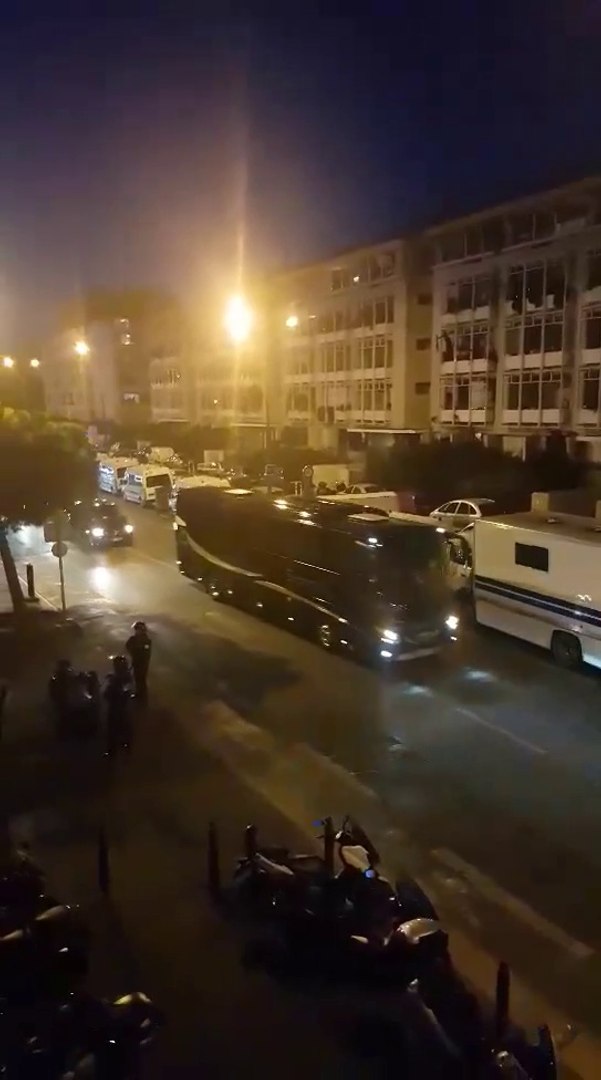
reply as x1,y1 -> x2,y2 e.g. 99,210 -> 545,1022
17,574 -> 59,611
455,705 -> 547,756
432,847 -> 594,961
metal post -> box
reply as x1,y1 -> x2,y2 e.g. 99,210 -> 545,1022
25,563 -> 37,601
323,816 -> 335,878
207,821 -> 221,900
494,961 -> 510,1044
98,826 -> 111,896
58,553 -> 66,615
244,823 -> 258,861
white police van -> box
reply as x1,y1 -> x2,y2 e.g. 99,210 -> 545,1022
122,465 -> 174,506
98,458 -> 137,495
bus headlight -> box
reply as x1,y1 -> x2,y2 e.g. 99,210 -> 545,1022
124,524 -> 134,534
445,614 -> 459,632
379,628 -> 400,644
91,527 -> 105,538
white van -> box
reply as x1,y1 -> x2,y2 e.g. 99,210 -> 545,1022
98,458 -> 137,495
122,465 -> 174,506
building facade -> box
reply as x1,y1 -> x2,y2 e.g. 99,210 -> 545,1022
272,238 -> 433,451
427,177 -> 601,460
195,343 -> 268,450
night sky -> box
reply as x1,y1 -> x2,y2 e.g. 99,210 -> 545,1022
1,4 -> 600,345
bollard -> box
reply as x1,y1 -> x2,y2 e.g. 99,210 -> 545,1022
0,685 -> 6,742
244,823 -> 258,861
494,961 -> 510,1044
25,563 -> 37,602
97,826 -> 111,897
207,821 -> 221,901
322,816 -> 335,878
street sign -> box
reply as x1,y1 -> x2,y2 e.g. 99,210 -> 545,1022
51,541 -> 68,559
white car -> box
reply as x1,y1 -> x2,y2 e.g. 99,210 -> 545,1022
430,498 -> 495,528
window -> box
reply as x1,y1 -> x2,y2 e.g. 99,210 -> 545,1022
415,381 -> 430,395
374,384 -> 385,410
385,340 -> 393,367
361,340 -> 373,368
545,262 -> 565,309
363,385 -> 373,410
353,344 -> 362,369
525,265 -> 544,309
331,268 -> 350,292
507,267 -> 524,313
335,343 -> 345,371
441,380 -> 454,409
521,373 -> 541,409
505,375 -> 520,409
446,283 -> 458,314
416,337 -> 430,351
456,329 -> 471,360
581,368 -> 600,410
374,299 -> 386,324
472,325 -> 488,360
417,292 -> 431,305
374,337 -> 385,367
386,296 -> 394,322
587,252 -> 601,291
515,542 -> 549,572
585,314 -> 601,350
381,251 -> 396,277
474,278 -> 491,308
362,302 -> 374,329
334,308 -> 345,331
543,320 -> 563,354
505,323 -> 521,356
457,281 -> 473,312
385,383 -> 392,409
524,319 -> 542,355
326,344 -> 335,371
455,378 -> 469,409
541,373 -> 561,409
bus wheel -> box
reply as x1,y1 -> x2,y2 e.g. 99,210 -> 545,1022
551,631 -> 582,670
317,623 -> 335,651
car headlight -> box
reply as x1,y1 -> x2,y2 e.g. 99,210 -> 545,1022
91,527 -> 105,538
124,524 -> 134,534
445,614 -> 459,632
379,628 -> 400,644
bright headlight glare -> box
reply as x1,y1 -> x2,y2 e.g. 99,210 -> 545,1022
124,524 -> 134,533
379,628 -> 400,644
91,527 -> 105,538
446,614 -> 459,631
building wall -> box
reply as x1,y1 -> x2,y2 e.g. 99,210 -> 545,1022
272,238 -> 432,450
427,178 -> 601,454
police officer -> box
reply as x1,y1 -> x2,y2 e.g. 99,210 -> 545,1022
126,620 -> 152,702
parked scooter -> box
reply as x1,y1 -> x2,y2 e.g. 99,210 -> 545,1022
232,816 -> 447,984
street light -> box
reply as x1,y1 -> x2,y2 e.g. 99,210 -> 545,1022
29,358 -> 40,369
2,356 -> 14,369
285,314 -> 299,329
224,295 -> 253,345
74,339 -> 90,357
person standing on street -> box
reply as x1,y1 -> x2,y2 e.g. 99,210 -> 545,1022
126,620 -> 152,702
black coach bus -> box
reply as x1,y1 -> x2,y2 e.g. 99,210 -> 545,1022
174,488 -> 459,661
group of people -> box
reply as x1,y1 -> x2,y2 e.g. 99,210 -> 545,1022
48,621 -> 152,756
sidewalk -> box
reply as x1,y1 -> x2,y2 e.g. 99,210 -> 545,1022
0,618 -> 388,1078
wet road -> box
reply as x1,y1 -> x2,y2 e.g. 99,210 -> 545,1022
9,502 -> 601,1042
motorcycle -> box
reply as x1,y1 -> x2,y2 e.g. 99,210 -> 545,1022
232,815 -> 448,984
0,990 -> 164,1078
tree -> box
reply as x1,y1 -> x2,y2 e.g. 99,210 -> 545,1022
369,440 -> 531,504
0,409 -> 95,612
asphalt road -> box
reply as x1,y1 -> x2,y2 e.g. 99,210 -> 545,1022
8,500 -> 601,1049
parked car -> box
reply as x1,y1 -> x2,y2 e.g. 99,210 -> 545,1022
429,498 -> 496,528
68,500 -> 134,547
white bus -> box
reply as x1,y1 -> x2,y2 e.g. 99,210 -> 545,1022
474,512 -> 601,670
122,465 -> 174,506
98,457 -> 137,495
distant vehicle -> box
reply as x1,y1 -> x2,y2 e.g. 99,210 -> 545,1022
148,445 -> 175,464
430,498 -> 496,528
175,488 -> 459,662
98,457 -> 138,495
168,473 -> 230,512
122,465 -> 174,506
474,511 -> 601,670
319,490 -> 399,513
69,499 -> 134,547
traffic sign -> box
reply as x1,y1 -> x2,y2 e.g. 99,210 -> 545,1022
51,541 -> 68,559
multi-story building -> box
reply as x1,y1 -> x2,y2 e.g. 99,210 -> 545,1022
195,342 -> 269,450
427,176 -> 601,459
272,238 -> 433,451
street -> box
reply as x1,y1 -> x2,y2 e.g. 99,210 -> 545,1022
7,502 -> 601,1062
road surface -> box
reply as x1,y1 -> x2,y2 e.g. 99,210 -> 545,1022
8,501 -> 601,1056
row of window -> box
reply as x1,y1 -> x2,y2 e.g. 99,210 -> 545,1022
287,337 -> 394,374
436,202 -> 592,263
440,367 -> 601,414
330,251 -> 396,291
293,296 -> 395,335
441,309 -> 601,363
445,262 -> 566,317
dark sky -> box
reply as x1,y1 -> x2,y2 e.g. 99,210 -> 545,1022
1,4 -> 601,345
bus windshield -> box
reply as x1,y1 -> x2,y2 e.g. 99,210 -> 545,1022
376,527 -> 448,607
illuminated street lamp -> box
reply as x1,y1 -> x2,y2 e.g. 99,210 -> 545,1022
74,339 -> 90,357
285,314 -> 299,329
224,295 -> 253,345
29,357 -> 40,369
2,356 -> 14,369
